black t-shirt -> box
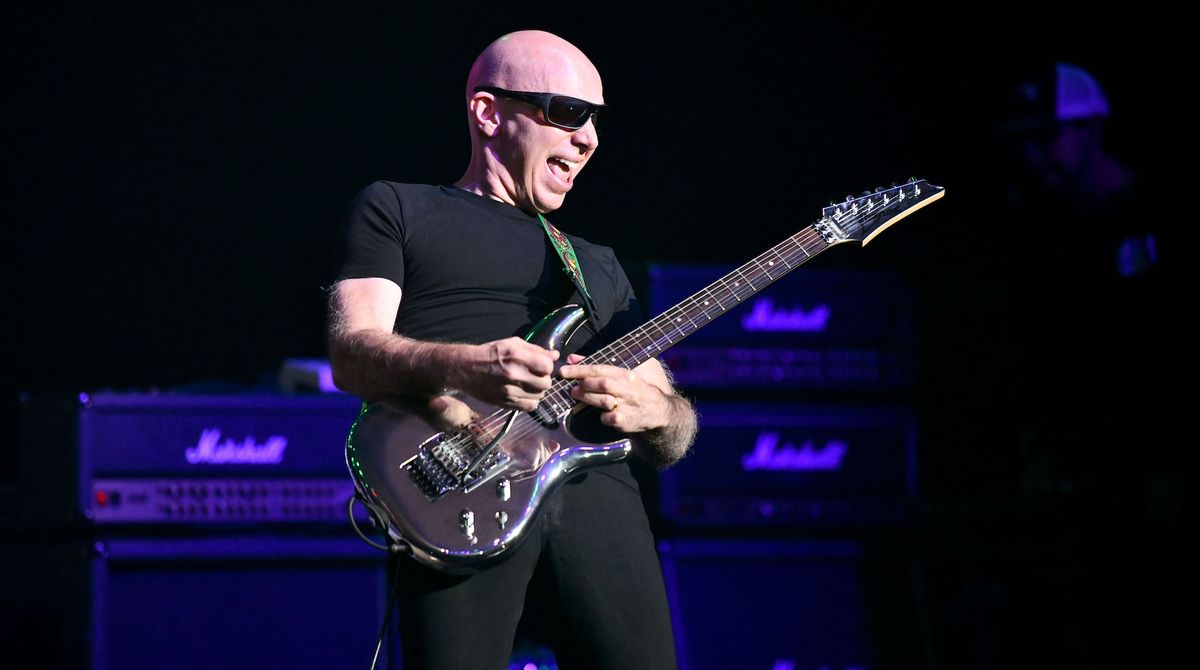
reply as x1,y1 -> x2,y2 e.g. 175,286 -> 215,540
336,181 -> 644,355
334,181 -> 654,489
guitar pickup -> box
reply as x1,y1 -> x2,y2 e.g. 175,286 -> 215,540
530,400 -> 565,428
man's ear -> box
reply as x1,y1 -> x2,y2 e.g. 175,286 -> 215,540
469,93 -> 501,137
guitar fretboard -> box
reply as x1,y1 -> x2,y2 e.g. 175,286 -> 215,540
538,224 -> 838,415
536,177 -> 940,416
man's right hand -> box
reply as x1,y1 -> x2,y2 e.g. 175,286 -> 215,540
453,337 -> 559,411
328,278 -> 559,411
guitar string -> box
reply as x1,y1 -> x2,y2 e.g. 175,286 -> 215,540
436,190 -> 911,470
450,225 -> 828,460
584,182 -> 922,383
450,229 -> 827,453
440,196 -> 900,466
544,190 -> 911,416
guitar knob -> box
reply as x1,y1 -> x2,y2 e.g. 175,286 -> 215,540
496,478 -> 511,501
459,509 -> 475,537
495,510 -> 508,529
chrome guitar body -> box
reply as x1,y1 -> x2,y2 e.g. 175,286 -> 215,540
347,305 -> 629,573
345,178 -> 945,572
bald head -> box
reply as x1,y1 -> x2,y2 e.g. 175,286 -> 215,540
466,30 -> 603,102
456,30 -> 603,214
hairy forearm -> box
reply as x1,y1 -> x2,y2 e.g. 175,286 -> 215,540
328,328 -> 470,401
633,391 -> 698,469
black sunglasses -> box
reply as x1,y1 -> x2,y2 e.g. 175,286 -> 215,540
474,85 -> 605,131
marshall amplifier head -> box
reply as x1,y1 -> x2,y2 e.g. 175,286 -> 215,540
658,401 -> 917,529
18,391 -> 365,529
646,264 -> 916,391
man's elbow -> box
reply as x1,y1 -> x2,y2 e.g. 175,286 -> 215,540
330,366 -> 355,394
326,337 -> 361,395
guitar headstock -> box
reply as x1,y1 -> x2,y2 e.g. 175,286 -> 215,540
819,178 -> 945,246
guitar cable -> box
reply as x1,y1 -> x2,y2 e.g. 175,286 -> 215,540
345,494 -> 411,670
368,556 -> 406,670
346,494 -> 392,552
351,407 -> 523,670
347,405 -> 516,670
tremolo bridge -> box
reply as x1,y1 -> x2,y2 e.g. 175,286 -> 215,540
405,425 -> 511,500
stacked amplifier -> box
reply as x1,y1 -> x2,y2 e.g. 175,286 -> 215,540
646,263 -> 926,670
10,390 -> 393,670
645,263 -> 919,531
18,390 -> 366,530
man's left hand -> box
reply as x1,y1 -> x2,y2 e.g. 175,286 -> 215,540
559,354 -> 671,433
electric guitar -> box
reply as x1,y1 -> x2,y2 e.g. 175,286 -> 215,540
345,178 -> 944,572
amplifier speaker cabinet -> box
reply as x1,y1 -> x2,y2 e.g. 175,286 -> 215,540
646,265 -> 915,391
658,402 -> 916,529
17,391 -> 364,530
0,535 -> 391,670
658,538 -> 930,670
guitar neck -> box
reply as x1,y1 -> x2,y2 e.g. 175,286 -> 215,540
589,223 -> 841,370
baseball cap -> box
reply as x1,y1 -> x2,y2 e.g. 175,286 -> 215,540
1000,61 -> 1110,132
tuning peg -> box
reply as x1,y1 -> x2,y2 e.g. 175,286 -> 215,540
861,190 -> 873,197
875,186 -> 886,193
845,194 -> 854,202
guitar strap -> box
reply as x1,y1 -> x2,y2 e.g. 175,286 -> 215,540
537,213 -> 599,325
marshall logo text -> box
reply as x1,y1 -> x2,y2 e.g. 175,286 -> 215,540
186,428 -> 288,465
741,432 -> 847,472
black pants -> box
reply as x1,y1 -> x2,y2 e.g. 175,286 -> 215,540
388,465 -> 678,670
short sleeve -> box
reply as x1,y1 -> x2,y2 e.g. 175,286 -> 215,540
334,181 -> 407,288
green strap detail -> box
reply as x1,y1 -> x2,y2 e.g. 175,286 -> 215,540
537,213 -> 596,315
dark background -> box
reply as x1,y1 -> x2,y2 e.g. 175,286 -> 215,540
4,2 -> 1183,667
3,1 -> 1168,407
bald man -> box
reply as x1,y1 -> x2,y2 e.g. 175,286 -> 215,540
326,30 -> 695,669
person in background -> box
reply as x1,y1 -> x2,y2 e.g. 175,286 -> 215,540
996,60 -> 1165,500
968,59 -> 1179,668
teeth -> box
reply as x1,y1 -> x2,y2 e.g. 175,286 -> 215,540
550,157 -> 577,171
